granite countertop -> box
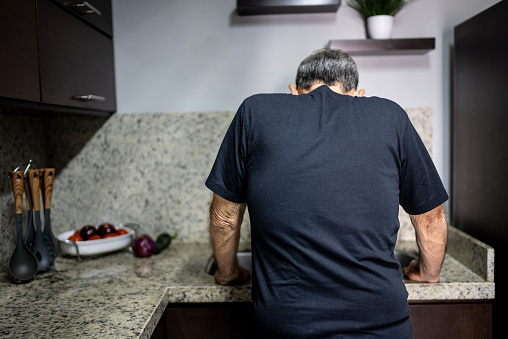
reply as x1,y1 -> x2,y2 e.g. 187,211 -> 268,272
0,226 -> 494,339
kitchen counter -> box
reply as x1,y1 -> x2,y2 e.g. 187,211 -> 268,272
0,226 -> 494,339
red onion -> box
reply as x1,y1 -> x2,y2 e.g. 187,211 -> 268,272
132,235 -> 155,257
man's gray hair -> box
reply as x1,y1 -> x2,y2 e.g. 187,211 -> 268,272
296,49 -> 359,93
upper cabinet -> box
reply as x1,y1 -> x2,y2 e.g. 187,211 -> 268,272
0,0 -> 116,115
0,0 -> 40,103
38,0 -> 116,112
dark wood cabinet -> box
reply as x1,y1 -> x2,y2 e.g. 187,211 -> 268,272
152,303 -> 255,339
152,301 -> 492,338
452,1 -> 507,336
38,0 -> 116,112
0,0 -> 40,103
409,301 -> 492,338
0,0 -> 115,115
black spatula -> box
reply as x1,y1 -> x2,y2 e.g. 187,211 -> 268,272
9,171 -> 38,282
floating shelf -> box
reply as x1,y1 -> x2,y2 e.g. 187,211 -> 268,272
327,38 -> 435,56
236,0 -> 341,16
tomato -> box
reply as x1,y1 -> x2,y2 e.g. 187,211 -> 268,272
87,234 -> 102,241
73,230 -> 81,236
103,233 -> 118,238
68,234 -> 83,241
116,229 -> 128,235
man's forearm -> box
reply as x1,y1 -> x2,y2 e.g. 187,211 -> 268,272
209,193 -> 247,284
408,204 -> 448,282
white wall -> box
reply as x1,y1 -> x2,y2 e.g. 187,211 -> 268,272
112,0 -> 501,193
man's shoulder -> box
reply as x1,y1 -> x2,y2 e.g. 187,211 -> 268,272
243,92 -> 293,106
365,95 -> 403,109
362,96 -> 409,120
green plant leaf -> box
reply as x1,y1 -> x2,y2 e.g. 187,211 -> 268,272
347,0 -> 415,18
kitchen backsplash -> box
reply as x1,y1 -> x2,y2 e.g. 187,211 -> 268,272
0,107 -> 433,269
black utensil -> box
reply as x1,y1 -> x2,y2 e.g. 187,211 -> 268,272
23,174 -> 35,251
28,169 -> 52,272
9,171 -> 38,283
41,168 -> 59,259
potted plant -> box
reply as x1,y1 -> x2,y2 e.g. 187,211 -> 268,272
347,0 -> 415,39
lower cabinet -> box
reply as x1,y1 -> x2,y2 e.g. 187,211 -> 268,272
152,303 -> 255,339
409,301 -> 492,338
152,301 -> 492,339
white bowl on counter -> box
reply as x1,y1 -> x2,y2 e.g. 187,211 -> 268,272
57,224 -> 135,258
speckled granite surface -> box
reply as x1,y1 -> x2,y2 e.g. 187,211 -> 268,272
0,225 -> 494,339
447,226 -> 495,282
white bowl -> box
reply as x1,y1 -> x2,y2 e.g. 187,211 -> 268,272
58,225 -> 135,257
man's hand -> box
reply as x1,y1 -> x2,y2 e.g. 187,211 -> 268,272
215,265 -> 251,286
403,258 -> 427,282
403,204 -> 448,283
209,193 -> 251,286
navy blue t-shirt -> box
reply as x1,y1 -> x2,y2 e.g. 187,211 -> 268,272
206,85 -> 448,338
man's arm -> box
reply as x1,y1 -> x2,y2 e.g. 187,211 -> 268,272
403,204 -> 448,283
209,193 -> 251,285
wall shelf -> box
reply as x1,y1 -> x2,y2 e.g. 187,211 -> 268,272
327,38 -> 435,56
236,0 -> 341,16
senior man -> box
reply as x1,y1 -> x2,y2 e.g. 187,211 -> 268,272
205,49 -> 448,338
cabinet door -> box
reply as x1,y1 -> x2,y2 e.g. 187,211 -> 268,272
409,302 -> 492,338
164,303 -> 255,339
37,0 -> 116,112
0,0 -> 40,102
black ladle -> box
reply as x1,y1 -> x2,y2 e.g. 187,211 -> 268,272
28,169 -> 52,272
9,171 -> 38,283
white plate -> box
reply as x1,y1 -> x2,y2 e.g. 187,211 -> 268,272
57,225 -> 135,257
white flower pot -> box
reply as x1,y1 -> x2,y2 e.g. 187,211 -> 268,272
367,15 -> 394,39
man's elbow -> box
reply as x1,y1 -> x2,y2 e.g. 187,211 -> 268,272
410,204 -> 448,241
411,204 -> 447,227
209,206 -> 236,232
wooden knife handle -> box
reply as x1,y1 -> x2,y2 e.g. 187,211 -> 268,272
42,168 -> 55,209
28,169 -> 41,212
25,181 -> 30,209
11,171 -> 24,215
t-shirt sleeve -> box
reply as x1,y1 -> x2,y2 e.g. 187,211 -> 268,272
205,103 -> 248,203
399,118 -> 449,215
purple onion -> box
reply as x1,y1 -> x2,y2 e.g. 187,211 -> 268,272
132,235 -> 155,257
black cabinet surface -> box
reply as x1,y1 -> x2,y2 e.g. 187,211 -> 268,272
38,0 -> 116,112
452,1 -> 507,336
0,0 -> 115,115
0,0 -> 40,103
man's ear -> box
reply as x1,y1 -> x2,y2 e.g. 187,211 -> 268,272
354,88 -> 365,97
288,84 -> 299,95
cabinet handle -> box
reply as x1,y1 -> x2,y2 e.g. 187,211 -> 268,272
72,94 -> 106,102
71,2 -> 102,16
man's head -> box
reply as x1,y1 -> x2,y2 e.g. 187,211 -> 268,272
290,49 -> 364,97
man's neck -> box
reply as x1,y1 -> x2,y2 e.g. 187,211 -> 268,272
299,83 -> 365,97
